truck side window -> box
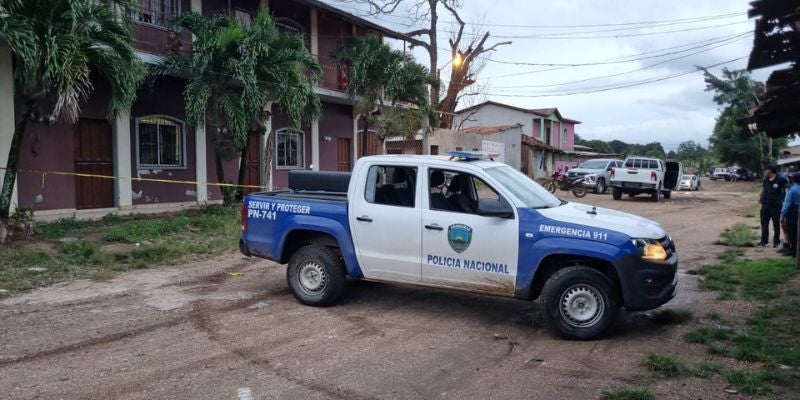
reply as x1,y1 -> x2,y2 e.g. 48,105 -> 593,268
365,165 -> 417,207
429,169 -> 500,215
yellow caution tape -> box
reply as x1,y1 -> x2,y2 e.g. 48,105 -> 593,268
0,167 -> 266,190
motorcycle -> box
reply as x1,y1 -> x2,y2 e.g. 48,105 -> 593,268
546,168 -> 588,198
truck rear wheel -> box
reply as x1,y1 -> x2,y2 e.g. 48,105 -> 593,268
651,185 -> 661,202
287,245 -> 346,307
664,190 -> 671,200
541,266 -> 619,340
612,187 -> 622,200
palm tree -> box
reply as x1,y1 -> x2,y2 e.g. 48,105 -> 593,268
0,0 -> 145,220
152,11 -> 321,201
334,34 -> 434,155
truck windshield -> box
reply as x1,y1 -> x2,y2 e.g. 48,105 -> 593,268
485,165 -> 562,209
578,160 -> 607,169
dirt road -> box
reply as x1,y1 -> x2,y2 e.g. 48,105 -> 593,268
0,179 -> 767,400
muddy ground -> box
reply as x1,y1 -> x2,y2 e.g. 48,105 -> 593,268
0,179 -> 773,399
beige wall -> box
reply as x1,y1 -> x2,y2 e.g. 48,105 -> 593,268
0,47 -> 18,213
427,127 -> 523,170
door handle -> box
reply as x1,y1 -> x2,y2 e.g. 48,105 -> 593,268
356,216 -> 373,222
425,224 -> 443,231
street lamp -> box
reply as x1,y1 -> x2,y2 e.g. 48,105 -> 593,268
452,52 -> 463,68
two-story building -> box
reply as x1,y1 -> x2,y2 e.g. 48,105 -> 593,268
454,100 -> 582,178
0,0 -> 407,218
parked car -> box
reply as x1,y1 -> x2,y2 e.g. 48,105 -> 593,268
729,167 -> 754,181
610,156 -> 683,202
710,168 -> 732,181
240,152 -> 678,339
679,174 -> 699,191
566,159 -> 623,194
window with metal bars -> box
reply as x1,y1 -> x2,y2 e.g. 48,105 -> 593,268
137,116 -> 185,168
276,128 -> 304,169
136,0 -> 179,28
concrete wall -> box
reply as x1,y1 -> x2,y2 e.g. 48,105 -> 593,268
427,127 -> 522,170
0,47 -> 17,213
454,105 -> 532,136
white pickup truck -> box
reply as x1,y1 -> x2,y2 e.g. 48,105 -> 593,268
610,157 -> 682,202
241,152 -> 678,339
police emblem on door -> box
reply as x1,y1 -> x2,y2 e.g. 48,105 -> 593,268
448,224 -> 472,253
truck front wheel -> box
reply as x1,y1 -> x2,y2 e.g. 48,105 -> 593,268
541,266 -> 619,340
287,245 -> 346,307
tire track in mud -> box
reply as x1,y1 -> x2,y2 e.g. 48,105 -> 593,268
0,292 -> 270,367
190,299 -> 381,400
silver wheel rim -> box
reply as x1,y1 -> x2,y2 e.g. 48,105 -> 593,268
298,261 -> 327,295
598,181 -> 605,193
559,284 -> 605,328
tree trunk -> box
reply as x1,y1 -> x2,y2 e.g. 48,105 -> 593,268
235,133 -> 251,201
428,0 -> 439,112
0,104 -> 33,220
214,147 -> 232,205
361,116 -> 369,157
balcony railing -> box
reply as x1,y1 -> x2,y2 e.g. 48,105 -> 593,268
136,0 -> 179,29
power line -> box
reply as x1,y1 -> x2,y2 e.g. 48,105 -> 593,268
486,33 -> 752,88
326,3 -> 743,29
479,56 -> 746,98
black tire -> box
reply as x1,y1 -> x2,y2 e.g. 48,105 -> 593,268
628,193 -> 636,198
664,189 -> 671,200
651,185 -> 661,202
541,266 -> 619,340
612,187 -> 622,200
547,182 -> 557,193
595,178 -> 607,194
572,184 -> 587,198
287,245 -> 346,307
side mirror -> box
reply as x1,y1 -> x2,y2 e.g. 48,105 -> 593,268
477,198 -> 513,218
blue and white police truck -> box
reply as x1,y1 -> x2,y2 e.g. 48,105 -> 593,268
240,152 -> 678,339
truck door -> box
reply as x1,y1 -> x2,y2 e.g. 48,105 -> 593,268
350,164 -> 422,283
421,167 -> 518,296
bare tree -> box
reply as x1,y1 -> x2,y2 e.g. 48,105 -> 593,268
346,0 -> 510,128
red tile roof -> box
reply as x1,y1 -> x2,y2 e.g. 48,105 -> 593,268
460,125 -> 521,135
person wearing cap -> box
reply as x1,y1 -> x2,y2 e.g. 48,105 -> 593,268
760,165 -> 790,247
780,173 -> 800,256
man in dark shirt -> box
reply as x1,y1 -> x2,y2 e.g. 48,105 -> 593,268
760,165 -> 790,247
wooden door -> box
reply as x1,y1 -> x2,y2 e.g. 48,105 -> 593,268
243,133 -> 261,194
74,119 -> 114,209
337,138 -> 352,171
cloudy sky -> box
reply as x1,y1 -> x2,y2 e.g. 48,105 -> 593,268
322,0 -> 781,151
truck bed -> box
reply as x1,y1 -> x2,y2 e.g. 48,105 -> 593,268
249,190 -> 348,203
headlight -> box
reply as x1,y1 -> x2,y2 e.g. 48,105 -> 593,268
585,175 -> 596,182
632,238 -> 667,261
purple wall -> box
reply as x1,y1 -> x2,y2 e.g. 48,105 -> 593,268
130,77 -> 197,205
318,102 -> 353,171
17,75 -> 113,211
561,122 -> 575,152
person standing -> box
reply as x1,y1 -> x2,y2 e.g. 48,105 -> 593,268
780,173 -> 800,256
760,165 -> 790,247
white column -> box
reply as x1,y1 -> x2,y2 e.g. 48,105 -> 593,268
195,124 -> 208,203
112,113 -> 133,208
311,120 -> 320,171
0,47 -> 17,214
310,9 -> 319,59
352,112 -> 359,161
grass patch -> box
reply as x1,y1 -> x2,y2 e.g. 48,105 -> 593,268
0,206 -> 241,291
645,353 -> 687,378
699,256 -> 796,300
649,309 -> 693,324
600,387 -> 655,400
724,368 -> 795,396
684,325 -> 735,345
691,361 -> 725,378
36,218 -> 87,239
717,223 -> 759,247
741,204 -> 760,218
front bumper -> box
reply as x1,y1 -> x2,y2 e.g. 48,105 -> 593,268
615,252 -> 678,311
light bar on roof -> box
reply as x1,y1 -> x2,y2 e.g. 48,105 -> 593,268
446,150 -> 499,161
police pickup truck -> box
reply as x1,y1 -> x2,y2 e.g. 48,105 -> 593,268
240,152 -> 678,339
